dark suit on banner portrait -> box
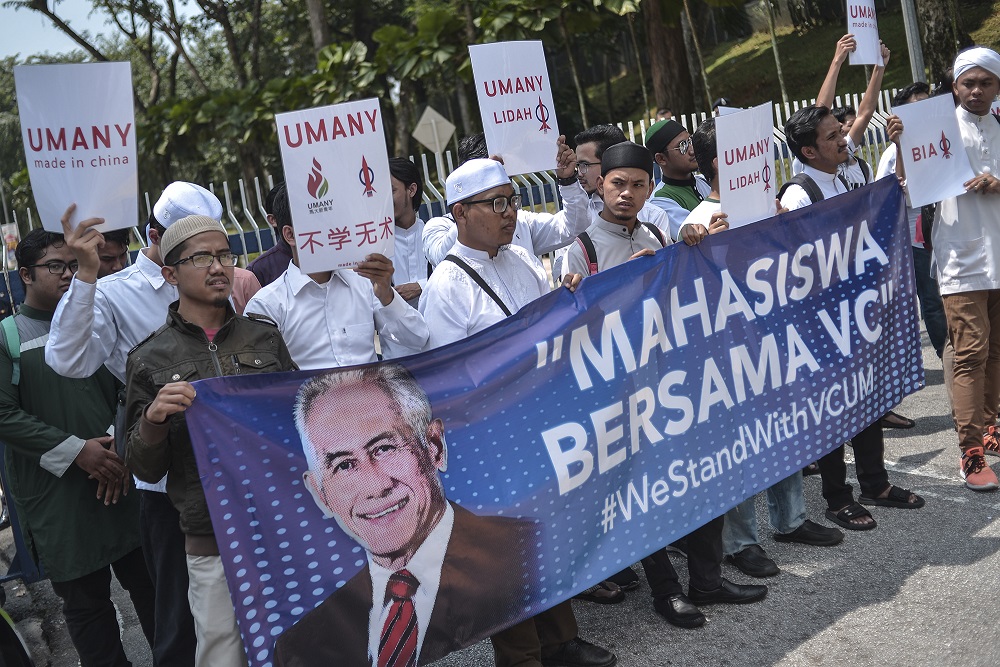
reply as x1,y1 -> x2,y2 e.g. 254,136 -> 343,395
273,504 -> 539,667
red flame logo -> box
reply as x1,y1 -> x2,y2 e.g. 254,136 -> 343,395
307,158 -> 329,199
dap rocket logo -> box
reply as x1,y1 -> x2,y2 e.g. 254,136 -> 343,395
359,156 -> 377,198
535,96 -> 552,133
939,131 -> 952,159
762,158 -> 772,192
307,158 -> 330,199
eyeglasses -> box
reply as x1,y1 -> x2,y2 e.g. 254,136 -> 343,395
172,252 -> 239,268
463,194 -> 522,214
575,161 -> 601,175
27,260 -> 78,275
668,138 -> 693,154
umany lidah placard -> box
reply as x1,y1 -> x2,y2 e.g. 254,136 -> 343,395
893,94 -> 976,208
847,0 -> 883,66
185,177 -> 922,667
275,99 -> 393,273
469,41 -> 559,176
717,102 -> 775,228
14,62 -> 138,232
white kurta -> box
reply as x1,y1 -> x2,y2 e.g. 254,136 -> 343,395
244,262 -> 429,369
932,107 -> 1000,295
393,218 -> 429,293
420,242 -> 550,349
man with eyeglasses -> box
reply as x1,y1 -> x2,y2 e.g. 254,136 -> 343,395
419,159 -> 614,667
125,215 -> 297,667
422,133 -> 591,270
643,119 -> 712,241
47,181 -> 226,667
244,184 -> 428,368
0,228 -> 156,667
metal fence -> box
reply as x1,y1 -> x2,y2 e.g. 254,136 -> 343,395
2,86 -> 903,306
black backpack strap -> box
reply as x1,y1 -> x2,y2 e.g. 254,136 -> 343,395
426,262 -> 433,279
778,173 -> 824,204
857,156 -> 871,184
443,254 -> 512,316
641,222 -> 667,247
575,232 -> 599,275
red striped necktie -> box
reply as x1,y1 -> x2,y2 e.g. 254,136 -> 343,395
378,569 -> 420,667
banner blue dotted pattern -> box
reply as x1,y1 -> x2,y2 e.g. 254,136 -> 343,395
185,176 -> 923,667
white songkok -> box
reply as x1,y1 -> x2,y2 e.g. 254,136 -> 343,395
954,47 -> 1000,81
445,159 -> 511,206
153,181 -> 224,227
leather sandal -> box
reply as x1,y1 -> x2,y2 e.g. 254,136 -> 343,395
573,580 -> 625,604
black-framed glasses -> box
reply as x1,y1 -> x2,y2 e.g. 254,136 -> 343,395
27,260 -> 78,275
668,138 -> 693,155
172,252 -> 239,268
575,161 -> 601,175
463,194 -> 522,214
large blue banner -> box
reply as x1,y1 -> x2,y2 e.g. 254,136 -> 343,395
186,176 -> 923,667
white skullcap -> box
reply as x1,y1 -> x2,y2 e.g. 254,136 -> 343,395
153,182 -> 224,228
445,159 -> 510,206
954,47 -> 1000,81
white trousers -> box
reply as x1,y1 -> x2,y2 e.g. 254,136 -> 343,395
186,554 -> 248,667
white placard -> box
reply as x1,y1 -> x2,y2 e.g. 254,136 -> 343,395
847,0 -> 883,66
470,41 -> 559,176
717,102 -> 776,228
275,99 -> 393,273
14,62 -> 138,232
894,94 -> 977,208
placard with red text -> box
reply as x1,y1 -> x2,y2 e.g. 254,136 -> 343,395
275,99 -> 393,273
847,0 -> 883,66
14,62 -> 138,232
470,41 -> 559,176
718,102 -> 776,228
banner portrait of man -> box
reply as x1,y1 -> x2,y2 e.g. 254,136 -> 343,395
273,364 -> 539,667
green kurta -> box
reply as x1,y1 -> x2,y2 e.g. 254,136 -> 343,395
0,305 -> 140,582
653,177 -> 704,212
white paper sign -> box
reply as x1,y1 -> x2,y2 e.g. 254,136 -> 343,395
275,99 -> 393,273
894,94 -> 976,208
470,41 -> 559,176
14,62 -> 138,232
847,0 -> 883,66
717,102 -> 776,228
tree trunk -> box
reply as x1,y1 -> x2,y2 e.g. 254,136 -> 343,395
765,0 -> 790,106
626,14 -> 650,119
915,0 -> 973,84
644,1 -> 695,116
395,80 -> 414,156
304,0 -> 330,55
559,13 -> 589,128
680,2 -> 710,110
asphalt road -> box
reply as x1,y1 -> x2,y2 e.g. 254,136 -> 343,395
3,326 -> 999,666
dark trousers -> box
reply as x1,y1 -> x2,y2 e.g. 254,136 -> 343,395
912,245 -> 947,357
139,490 -> 196,667
817,421 -> 889,510
490,601 -> 578,667
50,547 -> 156,667
641,515 -> 724,596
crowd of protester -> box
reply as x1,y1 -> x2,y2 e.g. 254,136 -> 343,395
0,33 -> 998,667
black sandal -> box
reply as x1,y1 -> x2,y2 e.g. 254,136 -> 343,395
859,485 -> 925,509
880,411 -> 915,429
825,503 -> 877,531
573,580 -> 625,604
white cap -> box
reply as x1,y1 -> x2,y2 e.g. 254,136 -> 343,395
445,159 -> 510,206
152,182 -> 224,228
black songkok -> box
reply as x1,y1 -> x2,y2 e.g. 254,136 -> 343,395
601,142 -> 654,179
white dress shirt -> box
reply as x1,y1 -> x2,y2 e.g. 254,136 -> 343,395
876,144 -> 921,247
420,242 -> 551,349
243,262 -> 429,369
366,504 -> 454,666
393,219 -> 429,303
779,164 -> 850,211
421,183 -> 593,268
46,248 -> 175,493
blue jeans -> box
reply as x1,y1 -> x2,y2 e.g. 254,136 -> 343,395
912,245 -> 947,357
722,471 -> 806,555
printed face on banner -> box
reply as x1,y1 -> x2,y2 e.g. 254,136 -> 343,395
717,102 -> 776,228
276,99 -> 393,272
14,62 -> 138,232
470,41 -> 559,176
893,94 -> 977,208
847,0 -> 883,66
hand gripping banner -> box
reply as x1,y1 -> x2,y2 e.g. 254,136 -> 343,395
185,176 -> 923,667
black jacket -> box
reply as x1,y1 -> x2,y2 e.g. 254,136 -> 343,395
125,301 -> 297,538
